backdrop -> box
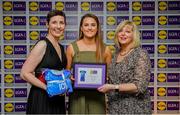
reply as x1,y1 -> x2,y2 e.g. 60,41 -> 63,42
0,0 -> 179,114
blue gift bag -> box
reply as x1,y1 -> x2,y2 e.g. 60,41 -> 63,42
43,69 -> 73,97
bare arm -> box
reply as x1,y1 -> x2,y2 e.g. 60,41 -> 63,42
104,46 -> 112,65
66,44 -> 74,70
20,41 -> 47,90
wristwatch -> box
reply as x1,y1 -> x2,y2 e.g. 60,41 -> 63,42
114,85 -> 119,92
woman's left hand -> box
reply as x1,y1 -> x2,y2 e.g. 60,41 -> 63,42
97,84 -> 114,93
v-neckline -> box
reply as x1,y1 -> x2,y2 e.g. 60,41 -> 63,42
115,48 -> 135,64
46,38 -> 62,63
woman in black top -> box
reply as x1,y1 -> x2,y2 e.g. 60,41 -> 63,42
20,10 -> 67,114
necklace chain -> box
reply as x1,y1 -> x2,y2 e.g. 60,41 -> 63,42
119,48 -> 134,56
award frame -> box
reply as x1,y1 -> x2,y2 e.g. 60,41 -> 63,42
73,63 -> 106,89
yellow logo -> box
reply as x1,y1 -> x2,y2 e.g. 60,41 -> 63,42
132,2 -> 141,11
55,2 -> 64,11
157,73 -> 166,82
107,16 -> 116,25
158,59 -> 167,68
81,2 -> 90,11
4,31 -> 13,40
4,45 -> 13,55
5,74 -> 14,83
29,16 -> 39,26
3,16 -> 13,26
29,1 -> 38,11
158,30 -> 167,39
157,101 -> 166,110
4,60 -> 13,69
107,2 -> 116,11
157,87 -> 166,96
158,16 -> 167,25
107,31 -> 115,40
158,45 -> 167,54
159,1 -> 167,11
132,16 -> 141,25
3,1 -> 12,11
5,88 -> 14,98
108,45 -> 115,54
4,103 -> 14,112
30,31 -> 39,40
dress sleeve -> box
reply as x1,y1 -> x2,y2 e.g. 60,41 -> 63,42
132,49 -> 151,95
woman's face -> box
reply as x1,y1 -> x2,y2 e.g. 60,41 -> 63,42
46,15 -> 65,39
81,17 -> 98,39
117,25 -> 134,46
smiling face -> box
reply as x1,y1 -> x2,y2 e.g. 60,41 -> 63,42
117,24 -> 134,47
81,17 -> 98,39
46,15 -> 65,39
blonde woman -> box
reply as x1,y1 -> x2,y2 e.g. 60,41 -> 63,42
98,20 -> 152,114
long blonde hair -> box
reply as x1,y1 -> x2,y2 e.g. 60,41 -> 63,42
79,13 -> 105,62
114,20 -> 141,48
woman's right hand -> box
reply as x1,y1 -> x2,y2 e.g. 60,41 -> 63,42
70,75 -> 75,81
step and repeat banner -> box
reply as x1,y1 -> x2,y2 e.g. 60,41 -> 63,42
0,0 -> 180,114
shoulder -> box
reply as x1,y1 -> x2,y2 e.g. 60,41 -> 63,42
66,41 -> 78,55
135,47 -> 150,59
31,40 -> 47,53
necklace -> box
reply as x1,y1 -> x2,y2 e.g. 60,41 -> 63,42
119,48 -> 134,56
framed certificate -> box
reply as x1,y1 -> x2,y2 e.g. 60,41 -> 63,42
73,63 -> 106,89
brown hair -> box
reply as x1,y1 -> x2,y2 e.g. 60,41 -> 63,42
79,13 -> 105,62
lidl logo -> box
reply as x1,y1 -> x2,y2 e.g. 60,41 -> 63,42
158,59 -> 167,68
5,88 -> 14,98
29,1 -> 38,11
107,31 -> 115,40
158,30 -> 167,39
107,2 -> 116,11
158,16 -> 167,25
4,31 -> 13,40
157,73 -> 166,82
157,87 -> 166,96
4,103 -> 14,112
157,101 -> 166,110
132,1 -> 141,11
3,16 -> 13,26
107,16 -> 116,25
30,31 -> 39,40
4,60 -> 13,69
133,16 -> 141,25
158,45 -> 167,54
55,2 -> 64,11
29,16 -> 39,26
81,2 -> 90,11
158,1 -> 167,11
3,1 -> 12,11
5,74 -> 14,83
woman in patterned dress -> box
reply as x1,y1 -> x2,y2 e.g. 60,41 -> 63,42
98,20 -> 152,114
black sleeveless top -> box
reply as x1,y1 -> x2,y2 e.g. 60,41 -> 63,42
35,38 -> 67,75
26,38 -> 67,114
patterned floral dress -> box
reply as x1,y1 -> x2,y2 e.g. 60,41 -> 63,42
107,47 -> 152,114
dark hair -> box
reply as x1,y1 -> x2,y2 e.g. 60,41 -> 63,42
46,10 -> 66,24
79,13 -> 105,62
